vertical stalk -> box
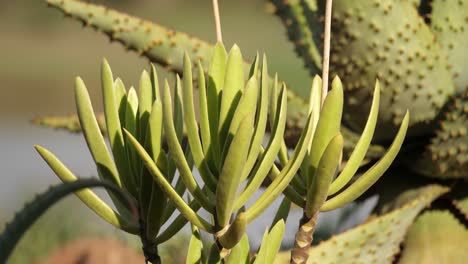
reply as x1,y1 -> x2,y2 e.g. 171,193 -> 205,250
291,212 -> 319,264
320,0 -> 333,106
292,0 -> 333,263
212,0 -> 223,43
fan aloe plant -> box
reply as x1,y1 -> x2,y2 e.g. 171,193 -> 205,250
35,0 -> 467,261
2,0 -> 466,263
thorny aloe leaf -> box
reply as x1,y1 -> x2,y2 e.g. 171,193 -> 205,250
0,178 -> 138,264
398,210 -> 468,264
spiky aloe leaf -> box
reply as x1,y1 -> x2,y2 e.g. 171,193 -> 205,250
398,210 -> 468,264
32,113 -> 107,134
268,0 -> 322,75
0,179 -> 137,264
411,91 -> 467,178
276,185 -> 448,264
431,0 -> 468,92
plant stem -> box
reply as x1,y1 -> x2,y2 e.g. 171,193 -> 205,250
321,0 -> 333,106
212,0 -> 223,43
291,212 -> 319,264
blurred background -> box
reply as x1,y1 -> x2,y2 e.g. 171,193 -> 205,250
0,1 -> 375,262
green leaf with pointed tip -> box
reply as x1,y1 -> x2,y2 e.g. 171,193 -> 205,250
75,77 -> 135,216
138,70 -> 153,137
399,210 -> 468,264
306,77 -> 343,184
218,212 -> 247,249
162,82 -> 214,213
219,45 -> 244,148
114,78 -> 127,129
75,77 -> 121,187
248,52 -> 260,79
186,225 -> 204,264
150,64 -> 161,101
217,115 -> 254,227
182,53 -> 217,192
124,86 -> 139,184
124,129 -> 214,233
254,228 -> 269,264
271,196 -> 291,227
34,145 -> 138,234
206,42 -> 227,170
226,234 -> 250,264
321,112 -> 410,212
275,185 -> 449,264
145,100 -> 166,241
246,105 -> 315,222
328,82 -> 380,195
197,61 -> 211,157
233,88 -> 287,211
265,220 -> 285,264
306,134 -> 343,217
174,76 -> 184,142
240,55 -> 269,182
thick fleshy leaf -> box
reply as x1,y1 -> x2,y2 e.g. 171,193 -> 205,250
328,81 -> 381,195
182,53 -> 217,192
124,129 -> 214,232
217,115 -> 254,227
321,112 -> 410,212
34,145 -> 138,233
186,225 -> 204,264
219,45 -> 244,148
306,134 -> 343,217
162,82 -> 214,213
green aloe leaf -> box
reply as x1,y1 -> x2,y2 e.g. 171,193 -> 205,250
271,196 -> 292,227
264,220 -> 285,264
206,42 -> 227,170
398,210 -> 468,263
217,114 -> 254,227
162,81 -> 214,213
328,81 -> 381,195
240,55 -> 270,182
219,45 -> 244,148
186,225 -> 204,264
124,129 -> 214,232
246,107 -> 315,222
226,234 -> 250,264
321,112 -> 410,212
101,59 -> 135,200
233,87 -> 287,211
197,61 -> 211,158
306,134 -> 343,217
34,145 -> 138,233
306,77 -> 343,184
182,53 -> 217,192
206,244 -> 222,264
